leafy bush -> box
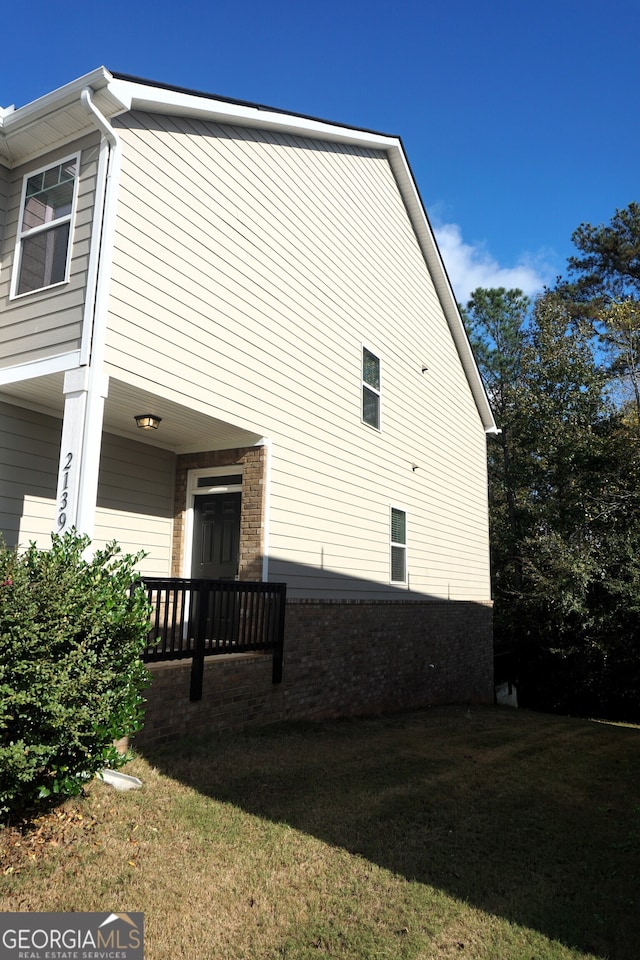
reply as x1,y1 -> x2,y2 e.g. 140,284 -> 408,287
0,532 -> 151,816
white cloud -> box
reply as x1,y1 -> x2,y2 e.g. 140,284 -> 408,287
433,221 -> 554,306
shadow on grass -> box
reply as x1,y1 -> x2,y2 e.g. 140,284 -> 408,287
138,705 -> 640,959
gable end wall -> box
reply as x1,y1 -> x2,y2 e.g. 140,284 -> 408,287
105,111 -> 490,602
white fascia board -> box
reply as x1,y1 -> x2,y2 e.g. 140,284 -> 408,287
0,68 -> 116,131
112,78 -> 396,149
0,352 -> 81,386
0,69 -> 129,167
387,147 -> 498,435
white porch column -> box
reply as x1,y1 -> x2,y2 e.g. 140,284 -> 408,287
55,367 -> 109,538
55,368 -> 90,535
76,371 -> 109,539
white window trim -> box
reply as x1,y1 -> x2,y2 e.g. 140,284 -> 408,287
390,504 -> 408,585
362,342 -> 381,431
10,152 -> 81,300
182,466 -> 243,578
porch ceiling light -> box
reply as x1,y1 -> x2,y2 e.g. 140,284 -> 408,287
134,413 -> 162,430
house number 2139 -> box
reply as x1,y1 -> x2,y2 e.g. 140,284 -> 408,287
58,451 -> 73,529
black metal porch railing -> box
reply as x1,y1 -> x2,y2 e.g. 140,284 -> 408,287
139,578 -> 286,700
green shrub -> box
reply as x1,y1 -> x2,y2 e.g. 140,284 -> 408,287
0,532 -> 151,816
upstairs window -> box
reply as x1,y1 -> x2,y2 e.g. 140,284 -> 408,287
12,156 -> 79,297
390,507 -> 407,584
362,346 -> 381,429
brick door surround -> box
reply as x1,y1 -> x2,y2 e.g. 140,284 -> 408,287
172,446 -> 266,580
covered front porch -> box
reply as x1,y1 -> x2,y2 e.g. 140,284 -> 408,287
0,367 -> 270,584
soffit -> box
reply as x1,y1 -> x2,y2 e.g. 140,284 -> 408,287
0,376 -> 262,454
0,70 -> 126,167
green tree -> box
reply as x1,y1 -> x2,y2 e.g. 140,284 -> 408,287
511,293 -> 617,713
462,287 -> 530,599
466,285 -> 640,719
567,202 -> 640,301
563,202 -> 640,421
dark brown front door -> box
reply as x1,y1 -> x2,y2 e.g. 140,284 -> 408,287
191,492 -> 241,580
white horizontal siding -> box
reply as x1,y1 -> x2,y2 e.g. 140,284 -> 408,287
0,134 -> 100,371
107,112 -> 490,601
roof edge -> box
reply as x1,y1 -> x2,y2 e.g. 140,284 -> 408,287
1,68 -> 116,131
108,75 -> 398,151
110,71 -> 398,140
386,150 -> 497,434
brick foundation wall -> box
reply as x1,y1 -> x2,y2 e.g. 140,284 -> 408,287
135,598 -> 493,748
282,598 -> 494,720
137,654 -> 282,747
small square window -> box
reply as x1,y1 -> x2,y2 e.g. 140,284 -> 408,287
362,346 -> 380,429
12,157 -> 78,297
391,507 -> 407,584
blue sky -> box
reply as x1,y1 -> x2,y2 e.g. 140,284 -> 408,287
3,0 -> 638,303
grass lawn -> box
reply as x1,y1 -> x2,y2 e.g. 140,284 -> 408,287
1,705 -> 639,959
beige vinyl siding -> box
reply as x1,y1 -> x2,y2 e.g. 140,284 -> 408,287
0,401 -> 174,576
107,112 -> 490,601
0,133 -> 100,370
94,434 -> 175,577
0,401 -> 61,547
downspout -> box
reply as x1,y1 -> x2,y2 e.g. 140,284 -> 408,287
74,87 -> 122,536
